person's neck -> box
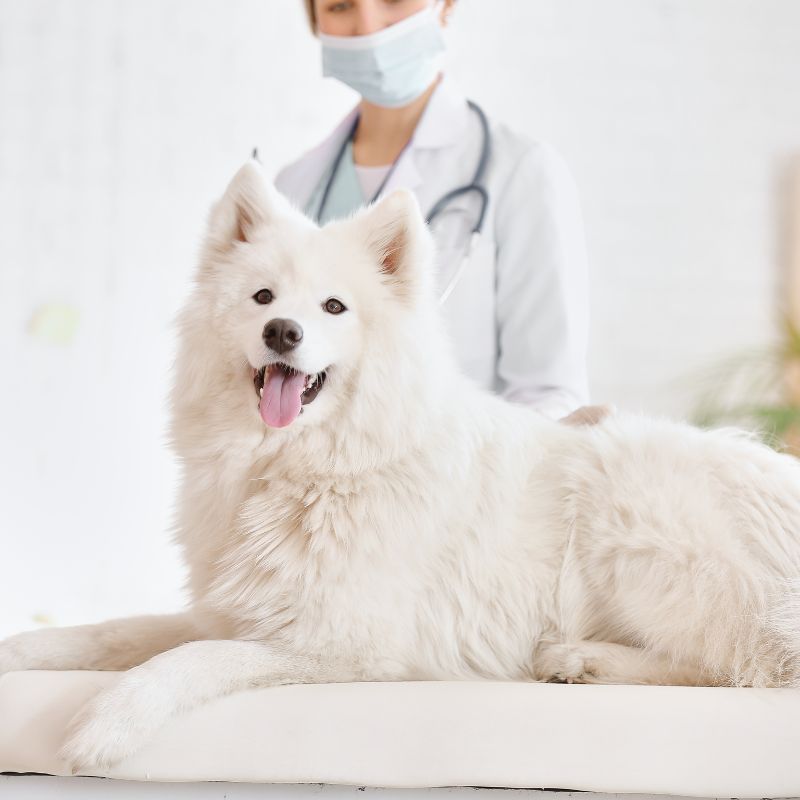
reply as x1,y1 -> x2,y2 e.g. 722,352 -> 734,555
352,73 -> 442,167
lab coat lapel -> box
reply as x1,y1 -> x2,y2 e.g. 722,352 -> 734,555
376,73 -> 469,204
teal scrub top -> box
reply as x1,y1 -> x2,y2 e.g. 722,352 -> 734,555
304,141 -> 366,225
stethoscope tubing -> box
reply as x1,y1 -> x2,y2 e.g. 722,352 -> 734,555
315,99 -> 491,304
424,99 -> 490,235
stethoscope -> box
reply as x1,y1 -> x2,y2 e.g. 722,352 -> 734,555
314,99 -> 491,305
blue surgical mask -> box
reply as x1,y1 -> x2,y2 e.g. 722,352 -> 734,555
319,4 -> 446,108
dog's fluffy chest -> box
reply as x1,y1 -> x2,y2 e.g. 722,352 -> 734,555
195,428 -> 566,679
205,473 -> 434,661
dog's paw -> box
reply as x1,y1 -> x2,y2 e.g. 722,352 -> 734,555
0,626 -> 83,676
60,706 -> 124,774
58,677 -> 164,774
534,643 -> 599,684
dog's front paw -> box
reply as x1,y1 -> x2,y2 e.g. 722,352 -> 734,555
59,677 -> 166,774
534,643 -> 599,684
60,705 -> 125,774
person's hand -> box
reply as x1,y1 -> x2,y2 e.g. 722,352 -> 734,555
559,404 -> 614,426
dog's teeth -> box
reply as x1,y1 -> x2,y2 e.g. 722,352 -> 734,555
259,387 -> 263,397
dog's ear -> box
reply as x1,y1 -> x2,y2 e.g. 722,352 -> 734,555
206,159 -> 285,252
358,189 -> 433,302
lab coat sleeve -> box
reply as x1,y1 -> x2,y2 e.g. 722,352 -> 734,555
493,141 -> 591,419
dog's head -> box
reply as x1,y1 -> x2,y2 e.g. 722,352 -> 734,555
174,159 -> 457,455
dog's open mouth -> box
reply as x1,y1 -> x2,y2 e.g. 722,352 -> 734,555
252,362 -> 327,428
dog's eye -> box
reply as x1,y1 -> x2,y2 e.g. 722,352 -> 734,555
253,289 -> 273,305
324,298 -> 347,315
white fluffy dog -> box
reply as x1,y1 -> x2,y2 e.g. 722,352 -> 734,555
3,160 -> 800,772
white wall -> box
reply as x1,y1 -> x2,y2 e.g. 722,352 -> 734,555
1,0 -> 799,636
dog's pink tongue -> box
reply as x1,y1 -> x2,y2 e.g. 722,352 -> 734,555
260,368 -> 306,427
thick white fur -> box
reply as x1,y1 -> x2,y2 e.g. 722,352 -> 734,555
3,160 -> 800,772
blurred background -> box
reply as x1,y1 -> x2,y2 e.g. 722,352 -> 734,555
1,0 -> 799,637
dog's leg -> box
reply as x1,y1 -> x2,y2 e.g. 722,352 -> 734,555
588,545 -> 800,687
0,613 -> 201,675
533,640 -> 708,686
59,638 -> 361,773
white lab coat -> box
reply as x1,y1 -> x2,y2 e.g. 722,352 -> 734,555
274,73 -> 590,419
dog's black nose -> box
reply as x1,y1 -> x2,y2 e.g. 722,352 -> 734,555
263,318 -> 303,354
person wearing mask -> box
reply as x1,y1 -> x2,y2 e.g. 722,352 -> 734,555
275,0 -> 606,425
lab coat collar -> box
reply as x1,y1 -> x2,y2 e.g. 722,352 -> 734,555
410,71 -> 470,149
330,71 -> 467,150
298,72 -> 469,205
380,71 -> 469,195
